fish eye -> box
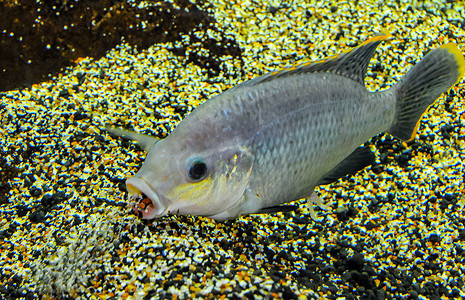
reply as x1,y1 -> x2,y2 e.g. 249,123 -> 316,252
188,159 -> 208,181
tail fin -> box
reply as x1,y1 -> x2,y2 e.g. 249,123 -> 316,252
388,43 -> 465,141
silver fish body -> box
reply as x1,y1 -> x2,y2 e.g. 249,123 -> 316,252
206,74 -> 392,208
114,35 -> 464,220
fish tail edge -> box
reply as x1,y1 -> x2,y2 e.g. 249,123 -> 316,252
388,43 -> 465,141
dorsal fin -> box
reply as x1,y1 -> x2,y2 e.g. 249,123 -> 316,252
242,34 -> 391,87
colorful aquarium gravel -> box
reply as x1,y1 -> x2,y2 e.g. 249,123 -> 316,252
1,0 -> 465,299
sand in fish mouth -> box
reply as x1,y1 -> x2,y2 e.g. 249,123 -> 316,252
137,194 -> 153,210
130,192 -> 156,219
126,178 -> 165,219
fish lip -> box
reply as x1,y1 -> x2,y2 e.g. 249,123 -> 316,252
126,177 -> 168,219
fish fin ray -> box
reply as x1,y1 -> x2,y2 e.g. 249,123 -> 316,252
240,34 -> 391,88
389,43 -> 465,141
317,146 -> 376,185
105,125 -> 159,151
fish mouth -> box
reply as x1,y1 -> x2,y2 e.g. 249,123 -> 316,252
126,177 -> 168,219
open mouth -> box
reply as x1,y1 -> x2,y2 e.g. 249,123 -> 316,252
136,193 -> 153,211
131,192 -> 155,218
126,177 -> 167,219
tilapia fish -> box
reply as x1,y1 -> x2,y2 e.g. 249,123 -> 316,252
107,35 -> 465,220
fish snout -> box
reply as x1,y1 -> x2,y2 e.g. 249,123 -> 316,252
126,177 -> 168,219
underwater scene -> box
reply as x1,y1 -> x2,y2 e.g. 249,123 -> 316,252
1,0 -> 465,299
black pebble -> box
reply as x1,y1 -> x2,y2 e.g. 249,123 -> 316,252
163,280 -> 175,288
40,194 -> 54,207
414,250 -> 424,258
73,111 -> 88,120
371,62 -> 383,72
94,197 -> 104,207
428,233 -> 441,244
336,206 -> 358,221
365,221 -> 378,230
342,270 -> 372,288
443,192 -> 455,201
371,164 -> 383,174
441,130 -> 451,139
292,215 -> 310,224
450,288 -> 461,297
55,235 -> 65,246
269,270 -> 285,282
325,283 -> 338,294
457,230 -> 465,241
409,291 -> 418,299
28,210 -> 46,223
40,192 -> 67,210
321,264 -> 335,274
16,205 -> 30,217
276,250 -> 294,262
442,123 -> 453,132
268,6 -> 278,14
346,253 -> 365,271
59,89 -> 70,98
76,72 -> 86,85
444,101 -> 453,113
282,286 -> 297,299
30,187 -> 42,197
243,291 -> 255,299
396,150 -> 411,167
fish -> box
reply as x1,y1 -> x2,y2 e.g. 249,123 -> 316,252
106,35 -> 465,221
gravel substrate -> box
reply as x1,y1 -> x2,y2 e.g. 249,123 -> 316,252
1,0 -> 465,299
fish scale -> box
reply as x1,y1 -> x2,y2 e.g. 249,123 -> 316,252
242,74 -> 394,208
109,35 -> 465,220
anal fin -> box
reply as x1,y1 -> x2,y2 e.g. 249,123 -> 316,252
256,205 -> 298,214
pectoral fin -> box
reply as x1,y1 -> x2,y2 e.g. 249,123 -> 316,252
104,125 -> 159,151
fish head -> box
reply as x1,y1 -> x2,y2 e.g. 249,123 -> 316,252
126,126 -> 253,220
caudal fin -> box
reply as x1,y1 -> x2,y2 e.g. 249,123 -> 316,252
388,43 -> 465,141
